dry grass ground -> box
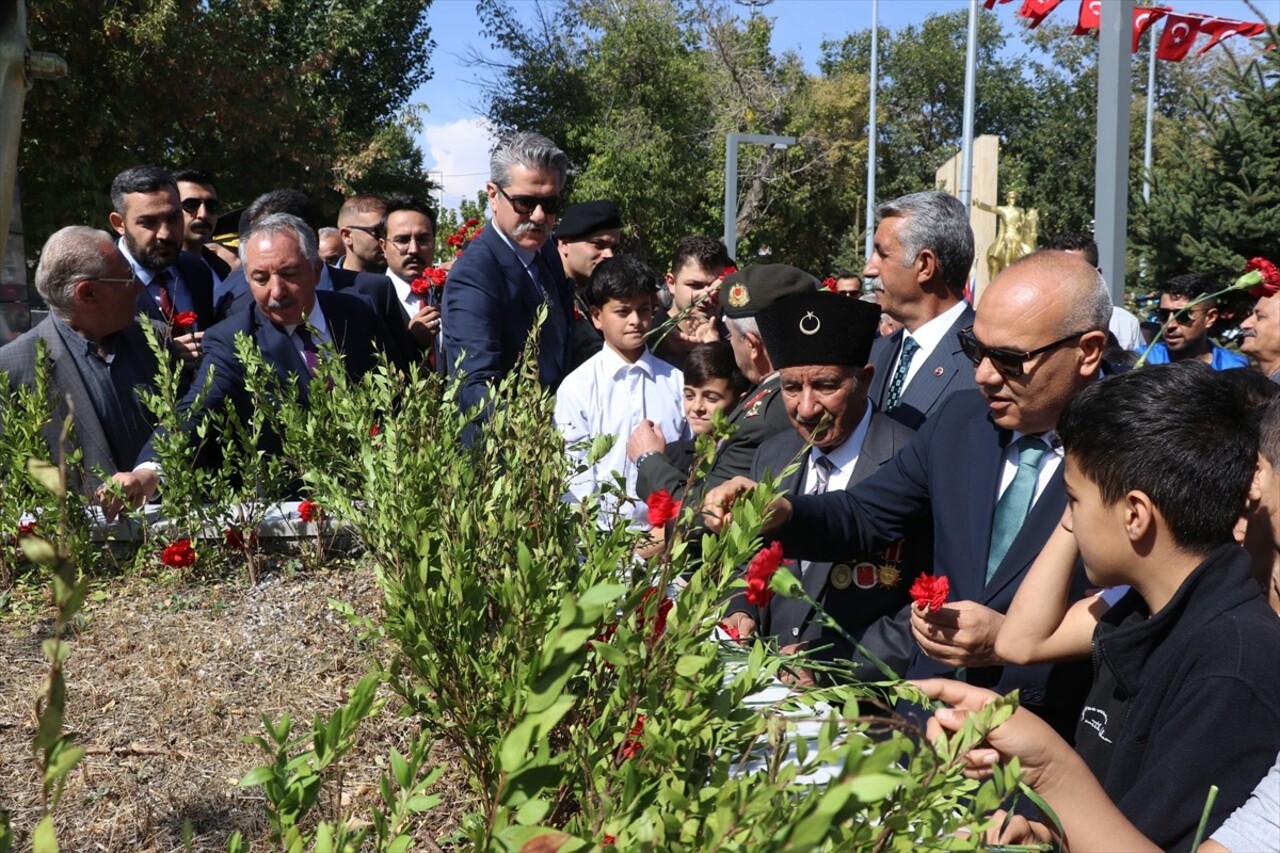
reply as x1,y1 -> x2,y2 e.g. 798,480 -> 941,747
0,559 -> 470,851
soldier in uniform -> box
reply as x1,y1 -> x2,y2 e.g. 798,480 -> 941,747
634,264 -> 814,501
555,200 -> 622,369
721,291 -> 925,670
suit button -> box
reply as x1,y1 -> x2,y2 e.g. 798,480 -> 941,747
791,627 -> 799,636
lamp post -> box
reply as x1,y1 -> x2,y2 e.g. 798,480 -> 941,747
723,132 -> 796,261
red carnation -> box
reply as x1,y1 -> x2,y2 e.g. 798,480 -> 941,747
718,621 -> 742,643
1244,257 -> 1280,299
909,574 -> 950,611
160,539 -> 196,568
620,714 -> 645,760
409,277 -> 431,297
18,521 -> 36,537
173,310 -> 198,330
640,587 -> 673,639
745,541 -> 784,607
427,267 -> 447,286
602,836 -> 616,846
721,265 -> 737,278
822,276 -> 837,292
646,488 -> 680,527
298,500 -> 320,523
369,423 -> 381,437
464,218 -> 480,228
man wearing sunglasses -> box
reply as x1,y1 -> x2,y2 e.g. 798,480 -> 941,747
703,250 -> 1111,738
109,165 -> 217,366
172,168 -> 230,283
442,131 -> 575,424
337,194 -> 388,274
0,227 -> 169,497
1135,272 -> 1249,370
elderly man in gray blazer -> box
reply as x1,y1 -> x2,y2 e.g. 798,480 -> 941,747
0,226 -> 166,497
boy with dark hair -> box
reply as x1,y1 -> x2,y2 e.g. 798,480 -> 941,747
656,235 -> 733,367
1054,362 -> 1280,850
555,256 -> 687,526
1136,272 -> 1250,369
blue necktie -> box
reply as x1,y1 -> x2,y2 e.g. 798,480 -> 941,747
986,436 -> 1048,583
885,336 -> 920,410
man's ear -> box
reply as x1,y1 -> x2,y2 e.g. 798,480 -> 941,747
1203,305 -> 1219,331
108,211 -> 125,237
1077,329 -> 1108,376
857,362 -> 875,392
915,248 -> 938,284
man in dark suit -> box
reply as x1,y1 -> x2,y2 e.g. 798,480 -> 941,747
378,196 -> 442,367
441,131 -> 575,420
109,165 -> 217,367
722,292 -> 921,663
864,191 -> 977,430
172,168 -> 231,282
1,226 -> 168,497
633,264 -> 815,501
704,251 -> 1113,736
105,213 -> 406,515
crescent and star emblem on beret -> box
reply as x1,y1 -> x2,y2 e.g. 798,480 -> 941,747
798,311 -> 821,336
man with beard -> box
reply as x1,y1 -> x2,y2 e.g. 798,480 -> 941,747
379,196 -> 441,364
441,132 -> 575,422
864,191 -> 976,430
172,168 -> 230,282
556,200 -> 621,368
109,165 -> 216,366
337,194 -> 388,274
1136,272 -> 1249,369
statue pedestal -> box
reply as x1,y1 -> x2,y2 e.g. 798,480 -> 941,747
934,135 -> 999,303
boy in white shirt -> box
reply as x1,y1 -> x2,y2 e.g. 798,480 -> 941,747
555,256 -> 688,525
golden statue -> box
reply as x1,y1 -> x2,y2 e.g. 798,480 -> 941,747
975,191 -> 1038,279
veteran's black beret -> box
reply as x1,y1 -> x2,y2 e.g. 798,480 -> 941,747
755,290 -> 882,368
720,264 -> 819,319
556,200 -> 622,240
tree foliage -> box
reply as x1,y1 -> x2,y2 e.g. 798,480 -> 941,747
21,0 -> 436,250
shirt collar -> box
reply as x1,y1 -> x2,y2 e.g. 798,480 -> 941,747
813,400 -> 873,474
904,300 -> 968,355
599,342 -> 655,377
282,295 -> 327,339
1009,428 -> 1064,455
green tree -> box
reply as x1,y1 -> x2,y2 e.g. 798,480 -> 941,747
20,0 -> 436,249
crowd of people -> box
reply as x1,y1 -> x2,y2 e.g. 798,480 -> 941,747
2,130 -> 1279,850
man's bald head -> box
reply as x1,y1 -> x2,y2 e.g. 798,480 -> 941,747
969,250 -> 1110,434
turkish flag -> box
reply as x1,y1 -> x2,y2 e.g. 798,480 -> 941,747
1019,0 -> 1063,29
1132,6 -> 1172,52
1195,18 -> 1266,55
983,0 -> 1016,9
1073,0 -> 1101,35
1157,14 -> 1203,61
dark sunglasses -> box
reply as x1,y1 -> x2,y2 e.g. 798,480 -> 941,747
180,197 -> 221,215
1155,307 -> 1203,326
495,184 -> 562,216
345,224 -> 381,237
957,326 -> 1090,378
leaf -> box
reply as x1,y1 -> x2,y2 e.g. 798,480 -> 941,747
20,537 -> 57,567
27,459 -> 65,498
31,815 -> 57,853
238,766 -> 276,788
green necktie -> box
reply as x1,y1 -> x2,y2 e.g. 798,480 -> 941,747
884,335 -> 920,411
986,436 -> 1048,583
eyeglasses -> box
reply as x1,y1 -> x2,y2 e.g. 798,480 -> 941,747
385,233 -> 433,252
1155,307 -> 1203,326
180,197 -> 221,215
957,326 -> 1091,378
86,275 -> 140,286
345,224 -> 381,238
495,184 -> 562,216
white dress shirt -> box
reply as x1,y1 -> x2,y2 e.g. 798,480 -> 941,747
801,401 -> 873,494
281,296 -> 332,363
996,429 -> 1063,505
554,344 -> 688,525
888,300 -> 969,388
387,270 -> 424,318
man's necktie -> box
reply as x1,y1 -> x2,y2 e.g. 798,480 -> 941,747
986,436 -> 1048,583
295,327 -> 320,377
800,455 -> 835,577
154,270 -> 175,321
533,252 -> 568,343
884,336 -> 920,410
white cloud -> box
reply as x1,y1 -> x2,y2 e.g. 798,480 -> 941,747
421,117 -> 495,212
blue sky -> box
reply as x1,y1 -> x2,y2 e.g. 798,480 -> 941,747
410,0 -> 1271,210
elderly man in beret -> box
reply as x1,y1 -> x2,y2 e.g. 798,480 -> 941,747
632,264 -> 815,501
556,200 -> 622,368
722,291 -> 924,672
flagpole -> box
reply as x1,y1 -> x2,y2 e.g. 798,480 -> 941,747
864,0 -> 879,262
1094,0 -> 1133,301
1142,24 -> 1157,205
959,0 -> 979,208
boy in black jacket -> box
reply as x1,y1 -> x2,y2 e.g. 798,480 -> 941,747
1055,362 -> 1280,851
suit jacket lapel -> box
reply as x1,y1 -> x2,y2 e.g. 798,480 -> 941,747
868,331 -> 901,408
849,408 -> 894,485
984,463 -> 1066,602
37,320 -> 115,479
897,307 -> 975,418
252,308 -> 310,391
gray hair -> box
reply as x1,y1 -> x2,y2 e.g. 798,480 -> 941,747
34,226 -> 120,314
1062,265 -> 1113,335
490,131 -> 571,189
725,315 -> 759,338
238,212 -> 319,266
875,191 -> 975,293
318,226 -> 340,240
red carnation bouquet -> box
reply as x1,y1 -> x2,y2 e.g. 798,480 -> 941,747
409,266 -> 449,298
445,218 -> 484,257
